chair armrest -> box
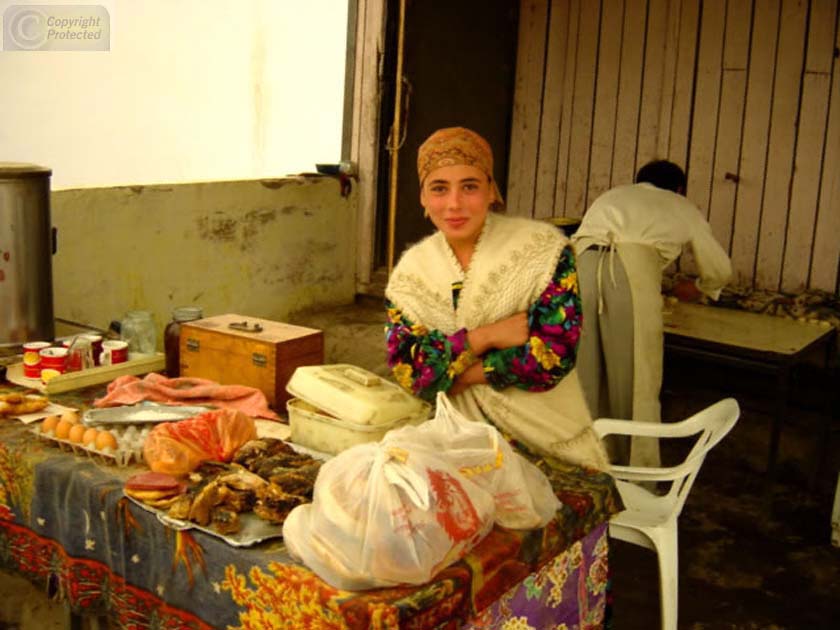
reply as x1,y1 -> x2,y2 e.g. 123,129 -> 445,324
593,418 -> 694,439
609,462 -> 692,483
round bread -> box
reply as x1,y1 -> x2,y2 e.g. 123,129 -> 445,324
141,494 -> 182,509
125,471 -> 180,491
124,487 -> 179,502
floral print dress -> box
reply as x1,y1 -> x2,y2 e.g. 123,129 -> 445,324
385,246 -> 583,403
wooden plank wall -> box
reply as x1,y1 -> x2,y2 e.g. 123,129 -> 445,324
508,0 -> 840,293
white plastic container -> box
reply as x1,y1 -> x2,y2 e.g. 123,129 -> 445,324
285,364 -> 431,455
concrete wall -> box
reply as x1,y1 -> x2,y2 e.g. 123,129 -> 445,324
51,175 -> 357,345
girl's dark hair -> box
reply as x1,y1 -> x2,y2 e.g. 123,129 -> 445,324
635,160 -> 686,193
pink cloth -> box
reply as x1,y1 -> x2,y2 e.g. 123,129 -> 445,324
93,373 -> 280,419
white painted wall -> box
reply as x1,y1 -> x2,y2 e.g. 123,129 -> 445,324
0,0 -> 348,189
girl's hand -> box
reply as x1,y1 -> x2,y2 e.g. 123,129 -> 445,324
448,360 -> 487,396
488,311 -> 529,348
467,311 -> 529,354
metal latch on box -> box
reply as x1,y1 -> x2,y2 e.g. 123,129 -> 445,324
229,321 -> 264,333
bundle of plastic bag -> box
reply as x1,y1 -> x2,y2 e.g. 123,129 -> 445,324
143,408 -> 257,475
283,439 -> 495,590
385,392 -> 561,530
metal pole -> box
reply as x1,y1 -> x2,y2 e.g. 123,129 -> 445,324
386,0 -> 406,273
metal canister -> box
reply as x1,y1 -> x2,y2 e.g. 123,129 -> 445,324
0,163 -> 55,351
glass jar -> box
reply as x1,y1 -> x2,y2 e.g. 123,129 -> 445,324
121,310 -> 157,355
66,336 -> 94,372
164,306 -> 203,377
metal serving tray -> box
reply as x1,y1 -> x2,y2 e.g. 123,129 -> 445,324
83,403 -> 211,427
126,496 -> 284,547
123,441 -> 327,547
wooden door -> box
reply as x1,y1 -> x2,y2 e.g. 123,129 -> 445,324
375,0 -> 520,269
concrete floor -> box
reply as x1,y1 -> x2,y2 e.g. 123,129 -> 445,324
0,573 -> 66,630
3,299 -> 838,629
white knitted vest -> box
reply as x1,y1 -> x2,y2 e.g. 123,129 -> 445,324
387,213 -> 609,471
387,213 -> 561,330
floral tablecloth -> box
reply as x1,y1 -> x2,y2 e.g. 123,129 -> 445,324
0,388 -> 620,630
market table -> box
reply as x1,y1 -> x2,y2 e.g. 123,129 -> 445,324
0,384 -> 621,630
663,301 -> 836,485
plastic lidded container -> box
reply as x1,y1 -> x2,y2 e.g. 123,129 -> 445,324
164,306 -> 203,377
285,364 -> 431,455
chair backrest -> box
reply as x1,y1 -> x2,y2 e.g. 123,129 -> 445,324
593,398 -> 740,519
665,398 -> 740,517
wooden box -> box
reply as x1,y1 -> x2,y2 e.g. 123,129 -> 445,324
179,314 -> 323,409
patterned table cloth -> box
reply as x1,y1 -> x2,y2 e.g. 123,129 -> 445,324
0,396 -> 620,630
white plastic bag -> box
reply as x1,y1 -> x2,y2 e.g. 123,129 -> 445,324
385,392 -> 561,530
283,439 -> 495,591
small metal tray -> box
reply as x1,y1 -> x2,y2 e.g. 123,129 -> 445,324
83,403 -> 212,427
127,495 -> 284,547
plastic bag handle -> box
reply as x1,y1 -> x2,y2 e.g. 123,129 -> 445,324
436,391 -> 504,476
344,367 -> 380,387
380,447 -> 430,510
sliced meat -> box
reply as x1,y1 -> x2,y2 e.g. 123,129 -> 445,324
217,468 -> 268,492
233,437 -> 296,468
125,471 -> 181,491
212,507 -> 241,535
188,479 -> 220,526
166,494 -> 193,520
253,452 -> 316,478
253,483 -> 308,524
215,485 -> 257,513
268,469 -> 318,499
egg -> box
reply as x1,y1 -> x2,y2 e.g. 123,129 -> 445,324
68,423 -> 86,444
95,430 -> 118,452
41,415 -> 60,435
60,411 -> 80,424
55,419 -> 74,440
82,427 -> 99,448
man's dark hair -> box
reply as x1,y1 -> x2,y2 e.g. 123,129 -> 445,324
634,160 -> 686,194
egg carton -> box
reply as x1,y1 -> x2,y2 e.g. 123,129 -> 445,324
34,423 -> 152,467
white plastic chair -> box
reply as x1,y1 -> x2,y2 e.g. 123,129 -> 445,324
593,398 -> 740,630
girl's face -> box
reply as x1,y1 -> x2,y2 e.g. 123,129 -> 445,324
420,164 -> 496,248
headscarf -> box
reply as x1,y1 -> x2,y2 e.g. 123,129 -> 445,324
417,127 -> 504,204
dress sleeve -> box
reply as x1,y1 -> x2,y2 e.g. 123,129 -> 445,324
482,245 -> 582,392
385,301 -> 476,402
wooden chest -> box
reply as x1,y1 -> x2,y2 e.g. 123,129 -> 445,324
179,313 -> 323,409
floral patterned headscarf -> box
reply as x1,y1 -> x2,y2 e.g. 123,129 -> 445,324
417,127 -> 504,205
